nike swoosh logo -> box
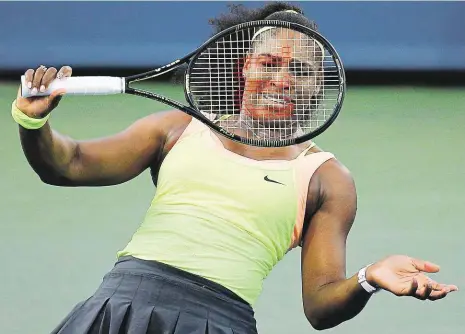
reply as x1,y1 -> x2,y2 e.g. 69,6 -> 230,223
264,175 -> 285,186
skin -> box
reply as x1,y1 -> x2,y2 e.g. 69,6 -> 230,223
241,28 -> 321,122
16,64 -> 458,330
226,28 -> 322,141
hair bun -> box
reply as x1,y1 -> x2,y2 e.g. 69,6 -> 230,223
264,10 -> 317,31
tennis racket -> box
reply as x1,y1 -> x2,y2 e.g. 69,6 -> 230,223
21,20 -> 345,147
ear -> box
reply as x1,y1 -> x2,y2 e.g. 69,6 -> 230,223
242,54 -> 252,75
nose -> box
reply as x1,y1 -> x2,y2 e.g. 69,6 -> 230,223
270,67 -> 293,90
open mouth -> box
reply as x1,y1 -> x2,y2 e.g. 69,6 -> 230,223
262,93 -> 295,105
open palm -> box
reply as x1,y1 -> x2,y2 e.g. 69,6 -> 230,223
367,255 -> 458,301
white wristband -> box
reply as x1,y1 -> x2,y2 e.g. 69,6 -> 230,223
358,264 -> 380,294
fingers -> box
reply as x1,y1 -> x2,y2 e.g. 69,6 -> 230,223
415,280 -> 433,300
411,258 -> 440,273
17,65 -> 71,116
41,67 -> 58,92
409,276 -> 459,301
426,279 -> 443,292
48,88 -> 67,110
57,65 -> 72,79
49,88 -> 66,99
448,284 -> 459,291
24,69 -> 34,89
49,66 -> 71,100
31,65 -> 48,95
406,276 -> 419,296
428,288 -> 449,301
24,65 -> 72,96
428,284 -> 459,301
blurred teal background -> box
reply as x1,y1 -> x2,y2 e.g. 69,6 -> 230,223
1,1 -> 465,71
1,1 -> 464,333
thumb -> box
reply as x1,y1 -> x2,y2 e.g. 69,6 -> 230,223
49,88 -> 66,101
48,88 -> 66,109
411,258 -> 440,273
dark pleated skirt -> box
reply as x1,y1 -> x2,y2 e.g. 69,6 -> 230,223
51,256 -> 258,334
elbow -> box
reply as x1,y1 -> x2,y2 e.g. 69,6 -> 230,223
304,307 -> 339,331
27,161 -> 74,186
33,160 -> 80,186
38,172 -> 74,187
305,314 -> 331,331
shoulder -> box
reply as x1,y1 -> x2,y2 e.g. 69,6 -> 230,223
313,152 -> 355,199
142,109 -> 192,132
305,146 -> 356,219
305,143 -> 353,190
316,157 -> 353,187
136,109 -> 191,141
140,109 -> 193,152
311,157 -> 357,230
301,152 -> 357,245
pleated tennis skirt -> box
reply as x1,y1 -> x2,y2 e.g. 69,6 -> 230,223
51,256 -> 258,334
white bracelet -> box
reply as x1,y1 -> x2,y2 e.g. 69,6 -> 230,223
358,264 -> 380,294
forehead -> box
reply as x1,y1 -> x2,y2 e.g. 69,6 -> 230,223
252,28 -> 320,62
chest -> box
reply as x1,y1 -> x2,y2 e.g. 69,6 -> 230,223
156,136 -> 300,234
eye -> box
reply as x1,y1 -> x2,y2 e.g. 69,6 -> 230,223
290,65 -> 312,77
257,55 -> 280,71
261,61 -> 278,71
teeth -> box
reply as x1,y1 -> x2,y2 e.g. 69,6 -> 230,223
264,94 -> 286,104
269,98 -> 285,104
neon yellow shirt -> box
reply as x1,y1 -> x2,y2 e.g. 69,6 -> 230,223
118,118 -> 334,305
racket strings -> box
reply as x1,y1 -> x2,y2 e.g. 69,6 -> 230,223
189,25 -> 342,141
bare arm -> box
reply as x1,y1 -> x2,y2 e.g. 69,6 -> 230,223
301,159 -> 459,330
300,159 -> 369,330
19,112 -> 177,186
16,65 -> 189,187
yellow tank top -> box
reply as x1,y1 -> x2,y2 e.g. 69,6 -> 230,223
118,118 -> 335,306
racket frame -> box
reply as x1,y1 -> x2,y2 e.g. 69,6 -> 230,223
21,20 -> 345,147
183,20 -> 346,146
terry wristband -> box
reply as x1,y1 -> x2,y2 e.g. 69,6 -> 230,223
11,100 -> 50,130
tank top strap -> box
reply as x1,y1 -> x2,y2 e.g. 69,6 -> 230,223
296,142 -> 316,158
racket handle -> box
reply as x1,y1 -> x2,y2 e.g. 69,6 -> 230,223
20,76 -> 125,97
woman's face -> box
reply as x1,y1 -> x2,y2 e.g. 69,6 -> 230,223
241,28 -> 322,122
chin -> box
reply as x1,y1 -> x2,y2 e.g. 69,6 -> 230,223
246,108 -> 294,120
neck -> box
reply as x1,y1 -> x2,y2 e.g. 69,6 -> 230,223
236,111 -> 303,140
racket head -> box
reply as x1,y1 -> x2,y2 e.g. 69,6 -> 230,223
185,20 -> 346,147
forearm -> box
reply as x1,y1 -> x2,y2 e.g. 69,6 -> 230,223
304,274 -> 372,330
19,123 -> 78,183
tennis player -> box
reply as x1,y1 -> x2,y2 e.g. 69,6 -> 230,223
13,3 -> 457,334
